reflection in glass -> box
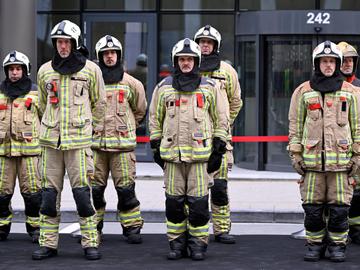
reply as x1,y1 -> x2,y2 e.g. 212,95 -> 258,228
37,0 -> 80,11
85,0 -> 155,10
233,41 -> 256,165
239,0 -> 315,10
321,0 -> 360,10
161,0 -> 234,10
265,36 -> 312,166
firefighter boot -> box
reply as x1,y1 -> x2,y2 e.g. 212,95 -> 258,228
122,225 -> 142,244
0,224 -> 11,241
32,247 -> 58,260
26,223 -> 40,243
328,244 -> 346,262
188,236 -> 207,261
303,243 -> 326,262
167,234 -> 188,260
84,247 -> 101,260
215,232 -> 236,244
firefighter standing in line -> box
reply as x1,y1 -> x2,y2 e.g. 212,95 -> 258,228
32,20 -> 106,260
338,41 -> 360,244
149,38 -> 229,260
91,35 -> 146,244
194,25 -> 242,244
288,40 -> 360,262
0,51 -> 41,243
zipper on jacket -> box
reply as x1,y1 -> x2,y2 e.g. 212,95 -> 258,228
321,93 -> 325,172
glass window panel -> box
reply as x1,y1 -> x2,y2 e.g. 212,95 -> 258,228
37,15 -> 80,70
37,0 -> 80,11
239,0 -> 315,10
161,0 -> 234,10
233,41 -> 257,164
265,36 -> 313,166
85,0 -> 156,10
159,14 -> 234,82
321,0 -> 360,10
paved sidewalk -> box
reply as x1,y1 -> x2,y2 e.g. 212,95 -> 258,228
11,163 -> 304,223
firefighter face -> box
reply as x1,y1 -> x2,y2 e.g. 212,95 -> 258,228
8,64 -> 23,82
319,57 -> 336,77
56,38 -> 72,58
341,57 -> 354,75
102,50 -> 118,67
198,38 -> 215,55
178,56 -> 195,73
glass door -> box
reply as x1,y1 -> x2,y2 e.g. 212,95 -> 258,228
83,13 -> 157,161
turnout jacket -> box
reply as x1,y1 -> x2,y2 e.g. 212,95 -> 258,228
149,76 -> 229,163
37,60 -> 106,150
288,81 -> 360,172
0,86 -> 40,156
92,73 -> 147,151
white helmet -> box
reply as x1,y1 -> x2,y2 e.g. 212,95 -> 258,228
95,35 -> 123,61
312,40 -> 343,70
194,25 -> 222,53
3,50 -> 31,76
171,38 -> 201,67
51,20 -> 81,49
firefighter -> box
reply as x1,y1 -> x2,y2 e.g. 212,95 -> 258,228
338,41 -> 360,244
92,35 -> 146,244
32,20 -> 106,260
194,25 -> 242,244
288,40 -> 360,262
149,38 -> 229,260
338,42 -> 360,86
0,51 -> 41,243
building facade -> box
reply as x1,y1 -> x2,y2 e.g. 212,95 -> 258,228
1,0 -> 360,171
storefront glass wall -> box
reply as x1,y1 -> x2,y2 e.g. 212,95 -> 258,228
161,0 -> 234,10
84,0 -> 156,10
239,0 -> 315,10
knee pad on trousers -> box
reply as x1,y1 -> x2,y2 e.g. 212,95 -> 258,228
72,186 -> 95,217
328,204 -> 350,232
92,186 -> 106,210
40,188 -> 58,217
22,191 -> 41,217
349,189 -> 360,218
115,183 -> 140,212
187,195 -> 210,227
0,194 -> 13,218
211,179 -> 228,206
302,204 -> 326,232
165,194 -> 186,223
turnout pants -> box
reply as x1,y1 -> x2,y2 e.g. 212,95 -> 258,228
91,150 -> 143,231
300,171 -> 353,245
164,162 -> 210,245
211,148 -> 233,235
349,175 -> 360,235
39,147 -> 98,249
0,156 -> 41,233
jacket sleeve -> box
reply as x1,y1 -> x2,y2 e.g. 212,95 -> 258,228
128,77 -> 147,127
210,84 -> 229,141
288,85 -> 306,152
148,85 -> 164,141
226,66 -> 242,125
349,88 -> 360,147
89,64 -> 106,132
37,68 -> 47,119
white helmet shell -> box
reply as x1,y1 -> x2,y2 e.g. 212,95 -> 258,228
194,25 -> 222,53
312,40 -> 343,68
171,38 -> 201,67
3,50 -> 31,76
95,35 -> 123,61
51,20 -> 81,49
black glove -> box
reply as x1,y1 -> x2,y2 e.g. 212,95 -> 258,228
150,139 -> 164,169
207,137 -> 226,174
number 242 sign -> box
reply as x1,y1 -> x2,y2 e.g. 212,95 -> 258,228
306,12 -> 331,24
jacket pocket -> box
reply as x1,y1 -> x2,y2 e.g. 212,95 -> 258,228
160,134 -> 177,160
337,139 -> 351,166
0,131 -> 6,143
73,82 -> 88,105
306,98 -> 321,121
302,139 -> 320,168
191,132 -> 212,160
